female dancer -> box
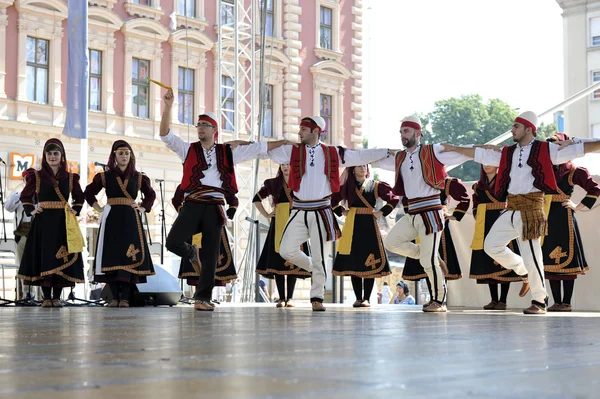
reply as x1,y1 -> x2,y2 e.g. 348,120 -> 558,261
17,138 -> 86,308
85,140 -> 156,307
469,165 -> 528,310
254,164 -> 310,307
543,133 -> 600,312
331,165 -> 399,307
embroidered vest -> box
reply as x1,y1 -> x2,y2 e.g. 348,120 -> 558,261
393,144 -> 447,197
495,140 -> 557,199
288,144 -> 341,193
180,142 -> 238,194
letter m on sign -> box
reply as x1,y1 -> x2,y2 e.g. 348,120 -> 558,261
10,153 -> 35,179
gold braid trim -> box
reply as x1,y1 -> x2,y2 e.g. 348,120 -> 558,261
544,208 -> 580,273
256,268 -> 311,277
507,193 -> 546,240
99,209 -> 150,274
215,274 -> 238,282
485,202 -> 506,210
402,273 -> 428,281
332,270 -> 392,278
551,194 -> 570,202
107,198 -> 134,206
39,201 -> 66,209
215,229 -> 232,272
37,252 -> 80,279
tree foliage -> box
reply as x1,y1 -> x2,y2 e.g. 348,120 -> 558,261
421,95 -> 518,181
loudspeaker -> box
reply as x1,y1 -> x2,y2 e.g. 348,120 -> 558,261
100,264 -> 182,307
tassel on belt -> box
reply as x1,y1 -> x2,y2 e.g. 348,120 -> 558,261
507,193 -> 547,240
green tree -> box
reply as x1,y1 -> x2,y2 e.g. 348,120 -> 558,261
422,95 -> 518,181
536,122 -> 559,142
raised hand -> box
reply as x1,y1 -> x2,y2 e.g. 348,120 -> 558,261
163,89 -> 174,107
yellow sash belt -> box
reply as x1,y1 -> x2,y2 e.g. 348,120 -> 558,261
65,204 -> 84,254
275,203 -> 291,253
471,204 -> 487,250
338,208 -> 357,255
192,233 -> 202,248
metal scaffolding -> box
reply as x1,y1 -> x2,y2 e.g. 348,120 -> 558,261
218,0 -> 270,302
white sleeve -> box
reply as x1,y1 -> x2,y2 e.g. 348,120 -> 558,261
160,129 -> 190,163
433,144 -> 473,166
4,192 -> 21,213
571,137 -> 600,143
266,145 -> 293,164
342,148 -> 389,167
474,147 -> 502,167
370,153 -> 396,171
549,142 -> 584,165
232,141 -> 268,164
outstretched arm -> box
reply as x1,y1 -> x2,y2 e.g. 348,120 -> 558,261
342,147 -> 392,167
159,89 -> 174,137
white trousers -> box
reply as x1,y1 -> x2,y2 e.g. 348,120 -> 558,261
484,210 -> 546,303
280,209 -> 328,301
383,212 -> 446,303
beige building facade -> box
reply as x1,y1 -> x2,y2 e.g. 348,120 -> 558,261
557,0 -> 600,138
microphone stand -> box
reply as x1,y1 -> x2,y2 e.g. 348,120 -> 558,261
157,180 -> 166,264
0,162 -> 7,243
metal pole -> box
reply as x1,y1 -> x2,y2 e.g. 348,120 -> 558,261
254,219 -> 260,302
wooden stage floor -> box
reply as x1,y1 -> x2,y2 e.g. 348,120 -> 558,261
1,303 -> 599,399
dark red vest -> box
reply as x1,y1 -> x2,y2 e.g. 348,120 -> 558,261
288,144 -> 340,193
180,142 -> 238,194
495,140 -> 557,199
393,144 -> 447,197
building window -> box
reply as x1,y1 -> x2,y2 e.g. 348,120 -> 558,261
178,0 -> 195,17
132,0 -> 150,5
26,37 -> 49,104
221,0 -> 234,26
592,17 -> 600,47
593,71 -> 600,100
261,84 -> 273,137
178,67 -> 194,125
89,49 -> 102,111
221,75 -> 234,131
320,93 -> 332,142
319,6 -> 332,50
132,58 -> 150,119
261,0 -> 274,37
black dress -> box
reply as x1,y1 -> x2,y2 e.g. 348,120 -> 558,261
332,180 -> 396,278
468,183 -> 523,284
17,172 -> 85,287
543,167 -> 600,280
255,182 -> 311,279
85,171 -> 156,284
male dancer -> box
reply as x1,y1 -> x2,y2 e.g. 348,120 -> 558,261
441,111 -> 600,314
267,116 -> 392,311
160,89 -> 292,311
373,115 -> 473,312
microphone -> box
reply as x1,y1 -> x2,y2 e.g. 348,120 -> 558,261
94,161 -> 107,167
154,179 -> 165,183
0,157 -> 5,165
